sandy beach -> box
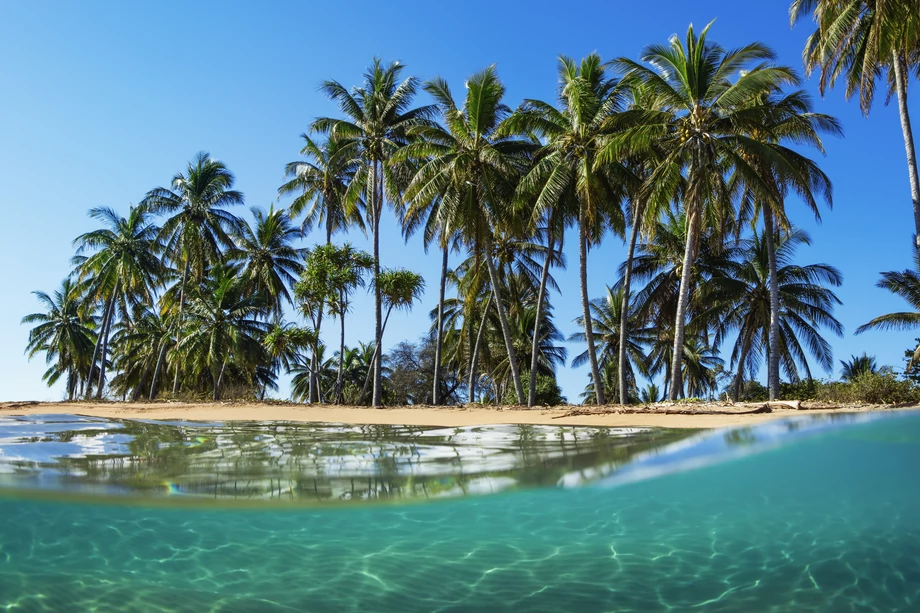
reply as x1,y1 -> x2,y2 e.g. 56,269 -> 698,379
1,400 -> 912,429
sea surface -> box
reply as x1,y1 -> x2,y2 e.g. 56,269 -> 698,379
0,411 -> 917,612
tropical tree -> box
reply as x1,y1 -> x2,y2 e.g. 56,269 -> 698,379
141,152 -> 245,394
279,134 -> 366,242
312,58 -> 435,407
399,66 -> 536,403
608,22 -> 803,400
840,353 -> 879,381
791,0 -> 920,246
231,204 -> 306,316
326,245 -> 374,403
22,278 -> 97,400
503,53 -> 628,405
705,228 -> 843,401
855,244 -> 920,365
108,304 -> 173,400
72,205 -> 164,398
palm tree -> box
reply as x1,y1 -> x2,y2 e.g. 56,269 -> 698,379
609,22 -> 801,400
279,134 -> 366,242
840,353 -> 878,381
570,286 -> 650,403
72,205 -> 164,398
108,304 -> 172,400
22,278 -> 97,399
141,152 -> 245,395
856,244 -> 920,365
312,58 -> 435,407
399,66 -> 536,403
503,53 -> 628,405
791,0 -> 920,247
325,245 -> 374,403
705,228 -> 843,401
178,264 -> 270,400
263,320 -> 315,398
231,204 -> 306,316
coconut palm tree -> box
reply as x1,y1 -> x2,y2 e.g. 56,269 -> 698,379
178,264 -> 270,400
325,245 -> 374,403
791,0 -> 920,246
705,228 -> 843,401
231,204 -> 306,316
312,58 -> 435,407
856,243 -> 920,365
840,353 -> 879,381
279,134 -> 366,242
398,66 -> 536,403
609,22 -> 801,400
108,304 -> 172,400
502,53 -> 628,405
141,152 -> 245,394
22,278 -> 97,399
72,205 -> 165,398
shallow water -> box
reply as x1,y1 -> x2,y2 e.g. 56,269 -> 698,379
0,411 -> 918,612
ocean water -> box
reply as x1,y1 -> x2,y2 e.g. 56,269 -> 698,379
0,411 -> 918,612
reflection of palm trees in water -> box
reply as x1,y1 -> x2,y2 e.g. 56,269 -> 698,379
23,420 -> 693,503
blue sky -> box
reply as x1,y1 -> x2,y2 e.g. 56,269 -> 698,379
1,0 -> 917,402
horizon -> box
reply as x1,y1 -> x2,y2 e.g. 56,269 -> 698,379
2,1 -> 918,403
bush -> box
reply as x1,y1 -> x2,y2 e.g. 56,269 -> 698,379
501,372 -> 566,406
780,369 -> 920,405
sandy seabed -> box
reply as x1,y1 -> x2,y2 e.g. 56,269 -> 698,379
0,400 -> 913,429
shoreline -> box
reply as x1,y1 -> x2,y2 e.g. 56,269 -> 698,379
1,401 -> 913,429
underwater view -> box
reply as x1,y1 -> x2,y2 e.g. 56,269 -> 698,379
0,411 -> 918,612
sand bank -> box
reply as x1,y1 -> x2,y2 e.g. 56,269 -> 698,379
0,400 -> 912,429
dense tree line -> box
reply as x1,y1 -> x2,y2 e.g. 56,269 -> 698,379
23,3 -> 920,405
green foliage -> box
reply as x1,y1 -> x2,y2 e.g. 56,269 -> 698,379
502,372 -> 566,406
779,370 -> 920,405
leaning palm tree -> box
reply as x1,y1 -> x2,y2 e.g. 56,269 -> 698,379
22,278 -> 97,400
791,0 -> 920,246
312,58 -> 435,407
399,66 -> 536,403
502,53 -> 628,405
231,204 -> 306,316
72,205 -> 164,398
141,152 -> 245,394
279,134 -> 366,242
705,228 -> 843,401
608,22 -> 801,400
856,243 -> 920,365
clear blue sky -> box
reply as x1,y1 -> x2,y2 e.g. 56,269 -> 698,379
1,1 -> 916,402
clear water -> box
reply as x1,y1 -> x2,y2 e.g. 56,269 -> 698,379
0,411 -> 918,612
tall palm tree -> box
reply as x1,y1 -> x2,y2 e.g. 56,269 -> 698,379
856,243 -> 920,365
503,53 -> 628,405
231,204 -> 306,316
22,278 -> 97,400
141,152 -> 245,395
399,66 -> 536,403
312,58 -> 435,407
705,228 -> 843,401
108,304 -> 173,400
791,0 -> 920,246
609,22 -> 801,400
72,205 -> 164,398
279,134 -> 366,242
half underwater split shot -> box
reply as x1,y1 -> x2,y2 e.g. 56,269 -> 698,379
0,411 -> 918,612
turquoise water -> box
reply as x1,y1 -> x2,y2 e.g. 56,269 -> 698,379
1,412 -> 918,611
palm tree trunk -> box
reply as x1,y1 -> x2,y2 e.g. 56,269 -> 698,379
171,260 -> 190,395
468,291 -> 493,403
893,51 -> 920,249
213,360 -> 227,401
311,309 -> 324,403
336,291 -> 346,404
372,161 -> 384,407
361,305 -> 392,404
484,236 -> 525,404
669,208 -> 700,401
732,331 -> 753,403
763,206 -> 781,400
578,214 -> 605,405
95,282 -> 119,400
149,340 -> 168,399
433,245 -> 448,405
528,231 -> 555,407
618,201 -> 644,405
85,292 -> 115,399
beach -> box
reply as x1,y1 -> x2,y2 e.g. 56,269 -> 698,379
1,400 -> 909,429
